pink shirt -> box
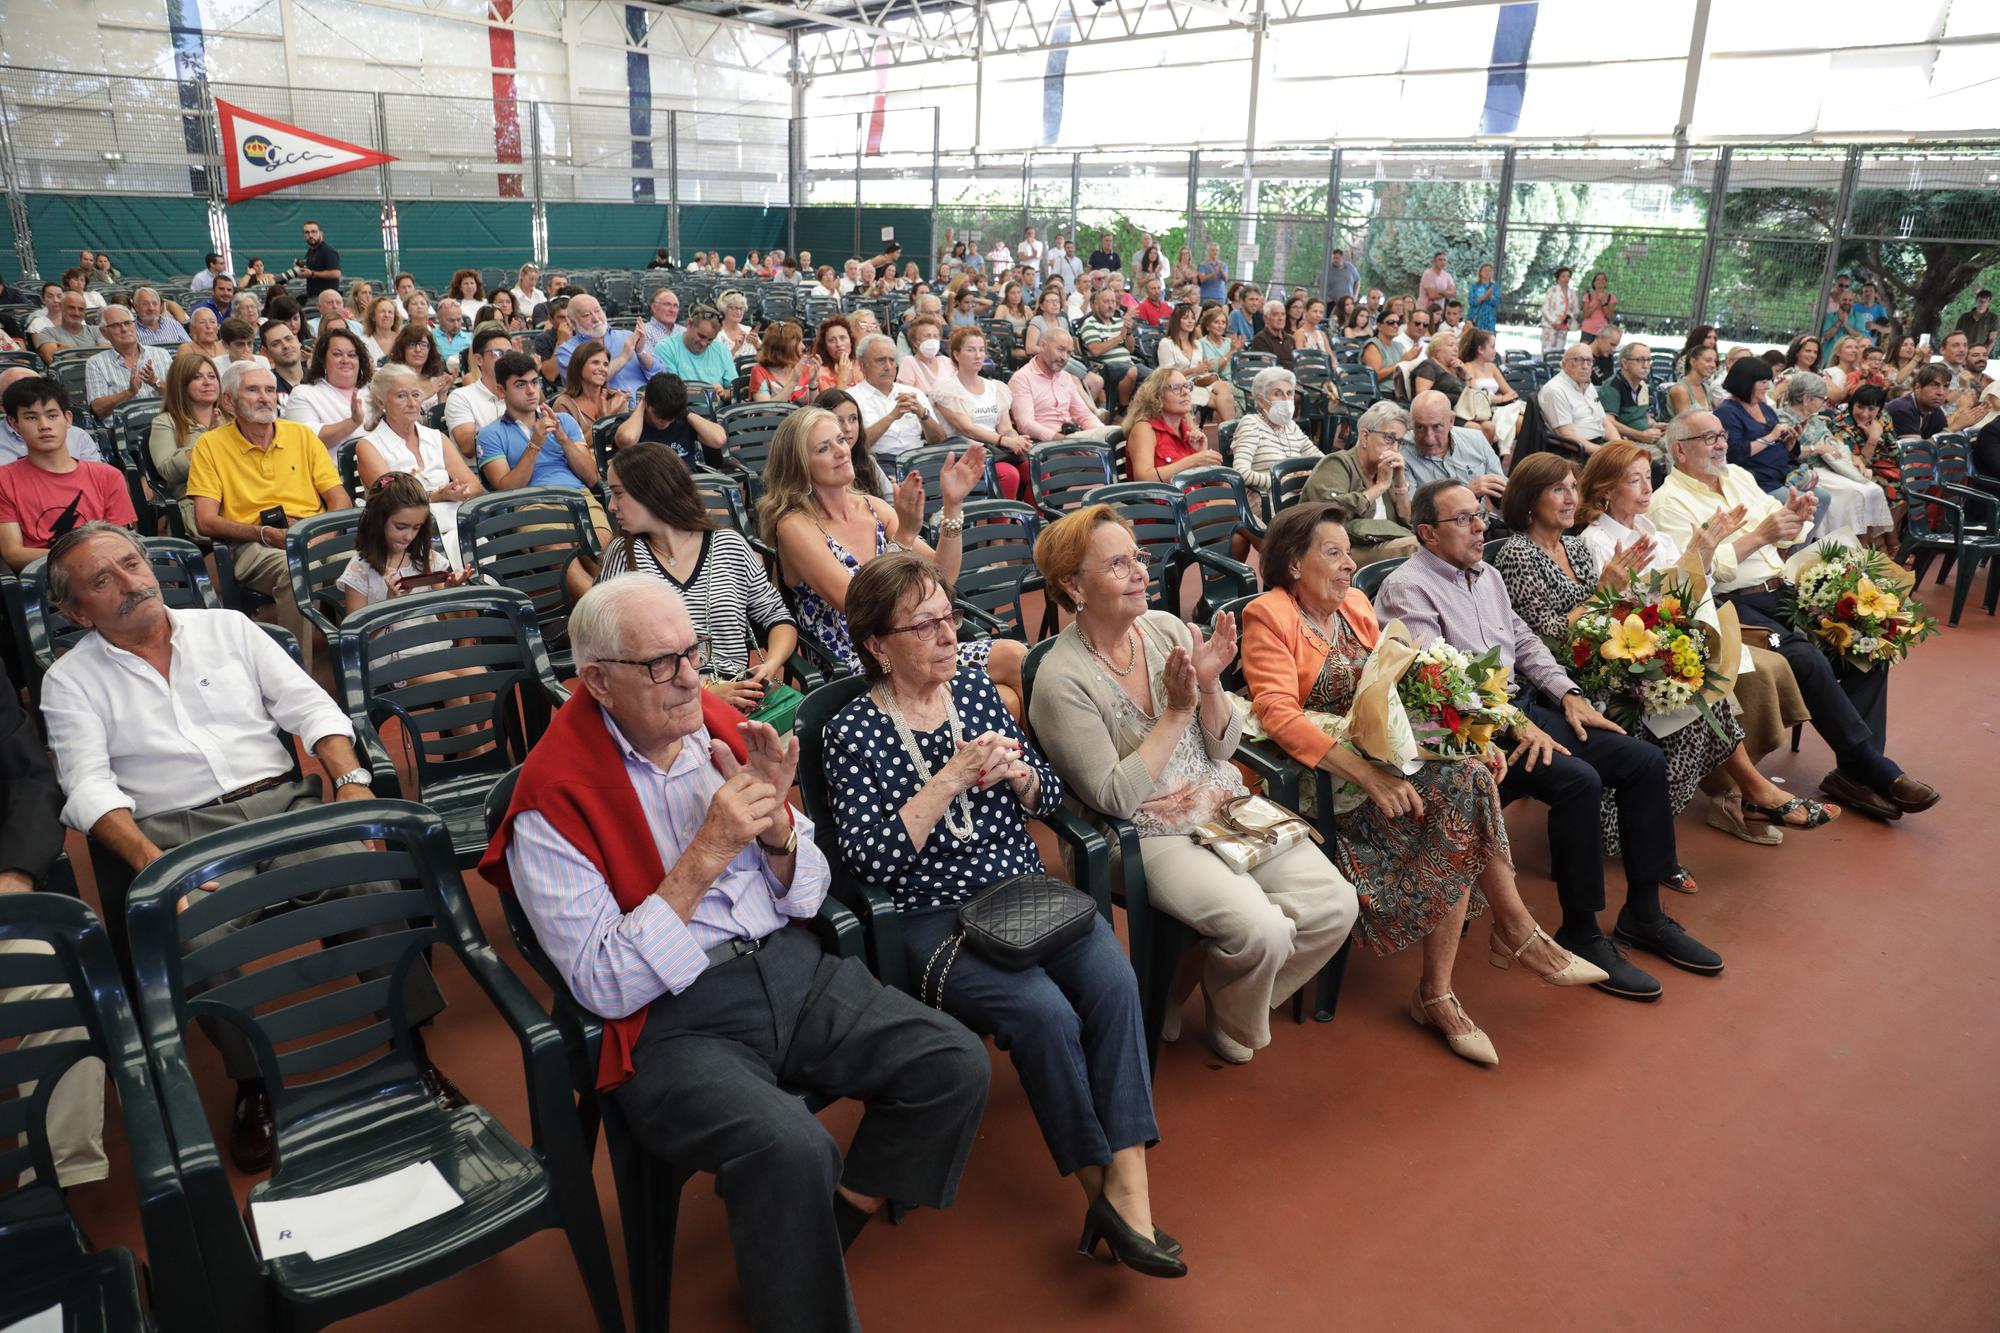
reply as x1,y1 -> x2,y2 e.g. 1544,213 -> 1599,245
1419,267 -> 1456,310
1008,361 -> 1105,441
0,458 -> 136,550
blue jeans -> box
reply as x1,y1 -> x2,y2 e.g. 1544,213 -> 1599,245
901,909 -> 1157,1176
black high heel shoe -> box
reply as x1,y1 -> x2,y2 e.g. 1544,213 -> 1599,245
1077,1194 -> 1187,1278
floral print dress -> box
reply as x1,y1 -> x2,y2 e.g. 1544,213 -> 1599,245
791,514 -> 994,676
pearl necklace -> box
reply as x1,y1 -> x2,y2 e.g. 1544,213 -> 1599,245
875,684 -> 977,842
1077,622 -> 1139,677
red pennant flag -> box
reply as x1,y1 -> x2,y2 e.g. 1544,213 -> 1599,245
216,99 -> 396,203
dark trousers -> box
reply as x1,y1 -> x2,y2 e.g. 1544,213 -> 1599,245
141,778 -> 447,1082
901,909 -> 1156,1178
1498,692 -> 1677,933
615,928 -> 988,1333
1724,588 -> 1900,789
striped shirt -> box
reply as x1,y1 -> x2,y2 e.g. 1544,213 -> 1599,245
597,527 -> 792,680
504,715 -> 830,1019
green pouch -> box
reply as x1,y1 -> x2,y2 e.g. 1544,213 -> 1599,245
748,681 -> 805,733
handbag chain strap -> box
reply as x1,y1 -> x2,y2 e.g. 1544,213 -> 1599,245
920,928 -> 966,1009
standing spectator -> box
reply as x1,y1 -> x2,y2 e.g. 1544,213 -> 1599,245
1577,272 -> 1617,339
1821,284 -> 1869,348
0,378 -> 135,572
186,364 -> 351,661
1468,262 -> 1499,333
1324,247 -> 1360,304
84,306 -> 173,421
295,220 -> 342,298
1955,289 -> 1997,351
1197,242 -> 1229,303
1417,252 -> 1456,313
1538,266 -> 1575,352
1852,281 -> 1892,342
1086,232 -> 1122,275
1015,225 -> 1044,281
1048,234 -> 1084,292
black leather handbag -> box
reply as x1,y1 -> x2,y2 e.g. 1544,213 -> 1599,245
920,874 -> 1098,1006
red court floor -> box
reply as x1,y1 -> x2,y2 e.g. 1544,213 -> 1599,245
60,575 -> 2000,1332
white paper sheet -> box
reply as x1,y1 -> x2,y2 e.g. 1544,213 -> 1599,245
0,1305 -> 62,1333
250,1160 -> 464,1262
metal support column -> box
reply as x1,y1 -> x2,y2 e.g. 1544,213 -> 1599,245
930,109 -> 942,270
1022,155 -> 1034,241
1240,0 -> 1268,284
1690,146 -> 1732,330
373,91 -> 399,284
1811,145 -> 1864,340
787,37 -> 807,260
197,83 -> 234,278
1320,147 -> 1341,295
528,107 -> 549,266
1491,146 -> 1517,308
0,88 -> 35,282
667,110 -> 681,264
1069,153 -> 1081,250
853,113 -> 864,260
1186,150 -> 1200,260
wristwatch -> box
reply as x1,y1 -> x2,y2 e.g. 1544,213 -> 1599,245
757,821 -> 798,856
333,767 -> 375,790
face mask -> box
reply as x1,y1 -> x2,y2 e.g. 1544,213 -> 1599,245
918,338 -> 940,358
1266,399 -> 1295,428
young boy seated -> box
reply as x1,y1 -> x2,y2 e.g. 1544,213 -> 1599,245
0,376 -> 135,573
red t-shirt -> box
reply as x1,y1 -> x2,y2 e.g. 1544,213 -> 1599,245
1133,298 -> 1174,327
0,458 -> 136,549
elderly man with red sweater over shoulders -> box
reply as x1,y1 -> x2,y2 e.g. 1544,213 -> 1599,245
481,574 -> 987,1333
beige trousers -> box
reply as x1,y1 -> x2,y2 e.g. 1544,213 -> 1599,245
1353,534 -> 1419,566
1134,836 -> 1358,1052
228,539 -> 313,668
2,938 -> 109,1187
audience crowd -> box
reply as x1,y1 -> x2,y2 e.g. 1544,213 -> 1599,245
0,219 -> 1984,1332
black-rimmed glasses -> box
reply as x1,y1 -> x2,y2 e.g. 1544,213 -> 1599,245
600,636 -> 710,682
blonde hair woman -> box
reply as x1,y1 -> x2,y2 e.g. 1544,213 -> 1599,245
360,295 -> 405,366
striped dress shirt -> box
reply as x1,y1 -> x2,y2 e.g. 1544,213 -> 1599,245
504,715 -> 830,1020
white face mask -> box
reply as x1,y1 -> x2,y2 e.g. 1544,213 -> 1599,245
918,338 -> 940,358
1266,399 -> 1295,428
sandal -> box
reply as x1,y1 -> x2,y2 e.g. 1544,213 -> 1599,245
1744,795 -> 1840,830
1664,868 -> 1698,895
1705,794 -> 1784,846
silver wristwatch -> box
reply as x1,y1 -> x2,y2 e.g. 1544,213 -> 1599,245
333,768 -> 375,790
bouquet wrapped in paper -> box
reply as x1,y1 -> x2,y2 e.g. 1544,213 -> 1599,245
1782,540 -> 1936,671
1558,554 -> 1738,742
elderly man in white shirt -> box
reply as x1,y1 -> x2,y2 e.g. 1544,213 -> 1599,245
1649,411 -> 1936,825
38,522 -> 459,1173
1538,341 -> 1623,459
849,333 -> 945,466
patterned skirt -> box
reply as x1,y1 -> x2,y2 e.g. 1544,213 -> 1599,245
1600,697 -> 1744,857
1334,758 -> 1504,956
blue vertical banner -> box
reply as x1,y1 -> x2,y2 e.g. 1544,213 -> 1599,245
626,6 -> 655,201
166,0 -> 210,195
1042,14 -> 1072,146
1480,2 -> 1538,135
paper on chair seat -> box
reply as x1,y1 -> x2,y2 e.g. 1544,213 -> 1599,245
1,1305 -> 62,1333
251,1160 -> 464,1261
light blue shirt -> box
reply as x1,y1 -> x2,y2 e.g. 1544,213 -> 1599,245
504,715 -> 829,1012
1399,429 -> 1506,490
475,410 -> 589,490
654,333 -> 738,389
435,328 -> 472,363
557,327 -> 650,397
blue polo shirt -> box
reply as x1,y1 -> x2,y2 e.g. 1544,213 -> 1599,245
556,327 -> 650,397
1228,308 -> 1256,342
654,332 -> 738,389
436,328 -> 472,363
474,411 -> 589,490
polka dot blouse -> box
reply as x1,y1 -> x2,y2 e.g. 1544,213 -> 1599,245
825,666 -> 1063,913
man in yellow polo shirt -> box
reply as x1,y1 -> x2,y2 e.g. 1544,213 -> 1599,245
186,362 -> 351,667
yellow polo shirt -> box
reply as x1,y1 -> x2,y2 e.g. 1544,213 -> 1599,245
184,420 -> 341,526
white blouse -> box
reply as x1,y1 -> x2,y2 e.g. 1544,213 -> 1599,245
283,380 -> 374,454
359,419 -> 464,563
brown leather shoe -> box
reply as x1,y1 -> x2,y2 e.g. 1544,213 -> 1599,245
1885,776 -> 1940,814
421,1060 -> 469,1111
1821,771 -> 1900,823
230,1081 -> 275,1173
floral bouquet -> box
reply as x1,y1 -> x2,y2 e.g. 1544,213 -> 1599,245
1782,541 -> 1937,672
1561,567 -> 1734,742
1392,637 -> 1524,761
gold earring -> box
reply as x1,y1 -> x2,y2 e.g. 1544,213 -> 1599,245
883,659 -> 892,673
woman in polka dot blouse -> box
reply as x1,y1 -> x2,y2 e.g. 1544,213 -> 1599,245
823,554 -> 1183,1279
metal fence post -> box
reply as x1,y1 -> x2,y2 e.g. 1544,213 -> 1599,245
1812,145 -> 1864,340
1691,146 -> 1732,330
1186,150 -> 1200,259
373,91 -> 399,284
528,104 -> 549,266
1321,147 -> 1341,294
1492,146 -> 1517,309
853,112 -> 864,260
787,116 -> 800,260
667,110 -> 681,263
0,87 -> 36,281
196,82 -> 233,278
1069,152 -> 1081,252
1022,154 -> 1033,241
930,108 -> 941,267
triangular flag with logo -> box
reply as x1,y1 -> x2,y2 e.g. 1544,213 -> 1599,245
216,99 -> 396,203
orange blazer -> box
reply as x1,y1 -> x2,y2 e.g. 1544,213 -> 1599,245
1239,586 -> 1381,770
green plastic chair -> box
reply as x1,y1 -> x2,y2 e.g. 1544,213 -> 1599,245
1,893 -> 213,1332
123,800 -> 624,1333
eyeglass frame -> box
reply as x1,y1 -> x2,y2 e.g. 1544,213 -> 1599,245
596,635 -> 711,683
1423,511 -> 1488,531
1086,553 -> 1150,581
877,613 -> 961,643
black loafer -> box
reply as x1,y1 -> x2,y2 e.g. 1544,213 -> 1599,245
1555,930 -> 1661,1002
230,1081 -> 275,1174
1614,908 -> 1724,976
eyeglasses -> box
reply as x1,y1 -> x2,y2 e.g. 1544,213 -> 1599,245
1429,512 -> 1487,530
599,637 -> 710,682
1089,553 -> 1149,581
1684,429 -> 1729,445
879,613 -> 960,643
1362,428 -> 1408,445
